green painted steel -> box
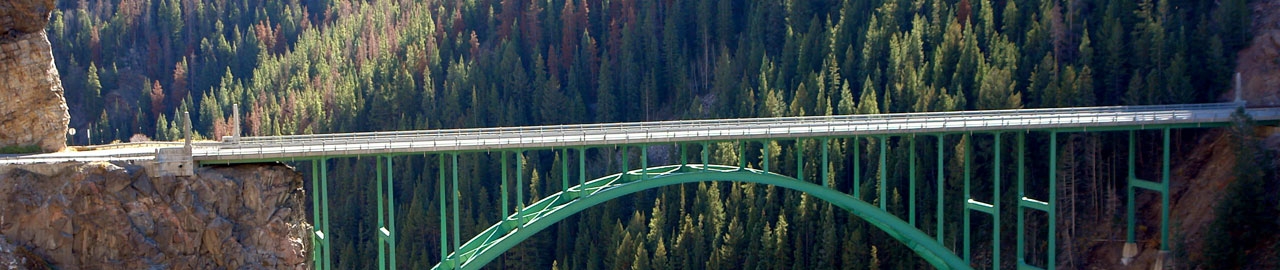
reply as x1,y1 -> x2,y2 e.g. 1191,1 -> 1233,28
376,157 -> 385,269
386,156 -> 397,269
963,134 -> 973,263
1049,132 -> 1057,269
501,153 -> 508,219
993,133 -> 1002,270
516,152 -> 524,225
1126,131 -> 1136,245
854,136 -> 860,198
1160,128 -> 1170,251
879,136 -> 887,211
910,135 -> 916,226
936,135 -> 944,244
430,165 -> 971,270
313,159 -> 325,270
452,153 -> 460,252
702,142 -> 710,173
821,138 -> 829,188
438,155 -> 448,267
797,139 -> 804,181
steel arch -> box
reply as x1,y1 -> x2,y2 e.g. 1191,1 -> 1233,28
433,164 -> 970,270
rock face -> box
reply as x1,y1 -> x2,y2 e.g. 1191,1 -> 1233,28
0,162 -> 310,269
0,0 -> 69,152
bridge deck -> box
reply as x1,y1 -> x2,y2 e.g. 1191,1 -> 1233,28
195,102 -> 1280,163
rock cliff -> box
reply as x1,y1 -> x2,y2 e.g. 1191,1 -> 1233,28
0,0 -> 69,152
0,162 -> 310,269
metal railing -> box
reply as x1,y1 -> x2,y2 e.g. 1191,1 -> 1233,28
191,102 -> 1280,162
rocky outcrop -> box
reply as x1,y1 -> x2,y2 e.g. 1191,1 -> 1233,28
0,0 -> 69,152
0,162 -> 310,269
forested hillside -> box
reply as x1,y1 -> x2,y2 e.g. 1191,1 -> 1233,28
48,0 -> 1261,268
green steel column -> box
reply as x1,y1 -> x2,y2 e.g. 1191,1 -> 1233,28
680,144 -> 688,167
387,156 -> 397,269
320,159 -> 331,270
1161,128 -> 1170,250
879,136 -> 887,211
936,134 -> 944,244
963,134 -> 972,263
702,142 -> 710,172
1127,131 -> 1136,244
621,146 -> 629,174
377,157 -> 385,270
910,135 -> 916,226
738,141 -> 747,170
854,136 -> 860,198
1017,133 -> 1025,267
579,147 -> 586,187
821,138 -> 829,188
516,152 -> 524,223
438,156 -> 447,263
1049,132 -> 1058,269
452,153 -> 460,252
501,152 -> 508,219
310,160 -> 323,269
993,132 -> 1002,270
797,139 -> 804,181
641,146 -> 649,178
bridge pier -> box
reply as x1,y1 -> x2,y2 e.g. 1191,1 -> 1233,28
374,156 -> 397,269
1123,129 -> 1172,266
310,158 -> 332,270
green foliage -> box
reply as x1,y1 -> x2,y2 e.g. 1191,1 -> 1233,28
1203,108 -> 1279,268
0,145 -> 41,154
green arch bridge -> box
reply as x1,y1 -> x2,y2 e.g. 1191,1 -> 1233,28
189,102 -> 1280,269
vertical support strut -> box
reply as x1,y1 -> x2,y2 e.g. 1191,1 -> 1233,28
1124,131 -> 1137,264
993,132 -> 1002,270
702,142 -> 710,172
738,141 -> 747,170
579,147 -> 587,187
451,153 -> 460,252
1049,132 -> 1058,269
854,136 -> 861,198
621,146 -> 629,174
910,135 -> 917,226
310,159 -> 329,270
641,146 -> 649,178
438,155 -> 448,265
680,144 -> 688,167
936,134 -> 944,244
501,152 -> 508,219
821,138 -> 829,188
376,157 -> 385,269
879,136 -> 887,211
386,156 -> 397,269
319,159 -> 331,270
1017,133 -> 1026,267
1161,128 -> 1170,250
963,134 -> 972,263
797,139 -> 805,181
516,151 -> 524,224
